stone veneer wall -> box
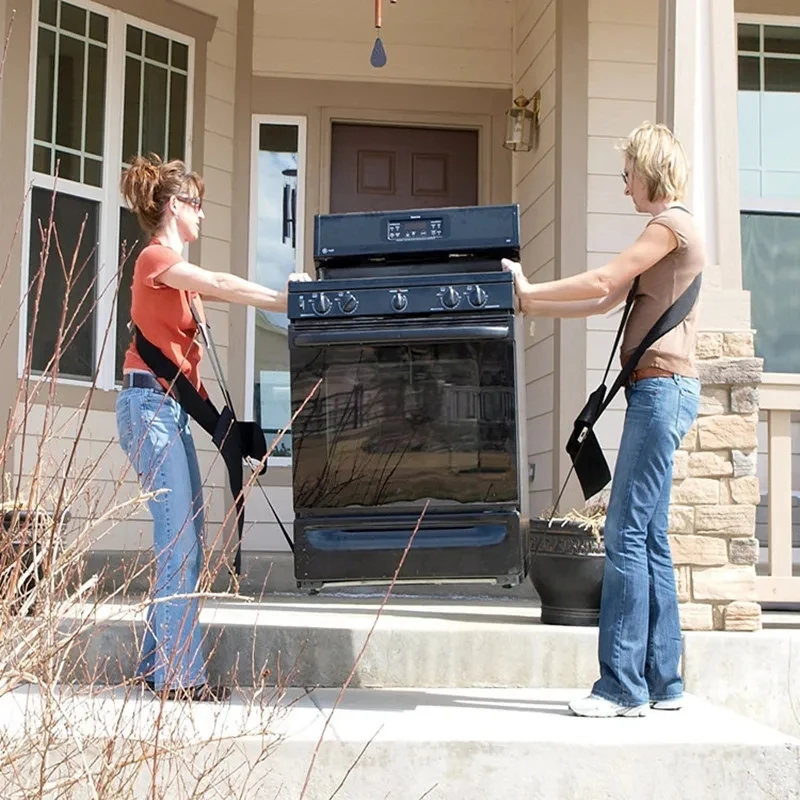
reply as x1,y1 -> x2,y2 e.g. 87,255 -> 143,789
670,331 -> 764,632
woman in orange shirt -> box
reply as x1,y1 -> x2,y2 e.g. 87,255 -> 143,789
118,154 -> 310,701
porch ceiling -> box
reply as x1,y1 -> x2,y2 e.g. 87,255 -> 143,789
252,0 -> 514,88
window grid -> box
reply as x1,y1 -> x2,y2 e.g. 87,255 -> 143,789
737,20 -> 800,211
23,0 -> 194,389
123,28 -> 189,168
35,5 -> 109,185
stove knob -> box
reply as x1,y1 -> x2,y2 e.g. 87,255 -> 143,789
340,291 -> 358,314
313,293 -> 332,316
391,292 -> 408,312
441,286 -> 460,309
469,286 -> 488,308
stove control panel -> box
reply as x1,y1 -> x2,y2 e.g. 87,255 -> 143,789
387,217 -> 444,242
314,204 -> 520,262
287,273 -> 514,321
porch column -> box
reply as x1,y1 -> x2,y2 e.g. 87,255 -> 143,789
658,0 -> 763,632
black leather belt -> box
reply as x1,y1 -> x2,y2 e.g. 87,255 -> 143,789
122,372 -> 166,392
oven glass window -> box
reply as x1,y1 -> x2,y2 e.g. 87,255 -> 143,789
291,339 -> 517,509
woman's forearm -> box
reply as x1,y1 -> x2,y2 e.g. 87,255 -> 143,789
515,268 -> 613,304
210,273 -> 288,311
520,295 -> 614,318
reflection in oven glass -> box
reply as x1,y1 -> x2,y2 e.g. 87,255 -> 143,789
291,341 -> 517,509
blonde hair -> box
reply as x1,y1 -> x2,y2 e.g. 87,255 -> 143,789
621,122 -> 688,203
120,154 -> 204,235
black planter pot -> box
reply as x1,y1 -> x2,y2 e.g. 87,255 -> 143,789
1,510 -> 64,616
529,518 -> 605,627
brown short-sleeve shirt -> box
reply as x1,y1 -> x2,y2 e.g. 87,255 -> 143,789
620,205 -> 706,378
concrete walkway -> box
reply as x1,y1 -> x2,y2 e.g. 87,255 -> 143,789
1,684 -> 798,799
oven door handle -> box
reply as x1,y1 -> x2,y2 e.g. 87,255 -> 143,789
292,322 -> 512,347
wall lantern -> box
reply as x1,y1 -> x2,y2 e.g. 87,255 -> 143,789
503,92 -> 541,152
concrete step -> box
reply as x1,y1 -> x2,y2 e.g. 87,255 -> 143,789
61,596 -> 599,690
57,596 -> 800,743
2,685 -> 798,799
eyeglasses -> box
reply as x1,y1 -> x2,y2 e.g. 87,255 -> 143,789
177,195 -> 203,211
620,170 -> 630,186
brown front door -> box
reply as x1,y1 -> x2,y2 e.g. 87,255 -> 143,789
330,123 -> 479,213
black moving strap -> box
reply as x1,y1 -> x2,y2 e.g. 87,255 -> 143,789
132,310 -> 294,575
560,270 -> 703,504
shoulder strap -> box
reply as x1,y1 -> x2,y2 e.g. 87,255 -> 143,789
600,277 -> 639,387
132,327 -> 220,436
600,272 -> 702,416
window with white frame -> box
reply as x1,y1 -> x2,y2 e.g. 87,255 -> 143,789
247,118 -> 306,461
24,0 -> 192,386
737,19 -> 800,374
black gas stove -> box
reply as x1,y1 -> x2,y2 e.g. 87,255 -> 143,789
286,204 -> 527,592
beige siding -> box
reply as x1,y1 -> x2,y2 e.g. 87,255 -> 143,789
514,0 -> 556,513
585,0 -> 659,476
252,0 -> 513,88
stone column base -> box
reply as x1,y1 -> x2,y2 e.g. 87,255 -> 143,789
670,331 -> 764,632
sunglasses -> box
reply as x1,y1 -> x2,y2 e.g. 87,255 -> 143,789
177,195 -> 203,211
620,170 -> 630,186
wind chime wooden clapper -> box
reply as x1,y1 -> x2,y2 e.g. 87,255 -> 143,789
371,0 -> 397,68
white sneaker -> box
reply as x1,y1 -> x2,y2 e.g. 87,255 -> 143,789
568,694 -> 649,718
650,698 -> 684,711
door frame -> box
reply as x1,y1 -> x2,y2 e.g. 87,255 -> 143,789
318,107 -> 494,214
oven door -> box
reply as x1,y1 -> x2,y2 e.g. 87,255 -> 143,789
288,312 -> 519,515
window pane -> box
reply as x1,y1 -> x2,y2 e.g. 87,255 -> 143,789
115,207 -> 148,381
253,123 -> 302,458
89,12 -> 107,44
122,56 -> 141,162
762,92 -> 800,172
765,25 -> 800,56
168,72 -> 187,161
761,171 -> 800,200
141,63 -> 168,155
33,145 -> 51,174
765,58 -> 800,93
55,150 -> 80,181
84,157 -> 102,187
738,23 -> 759,53
60,2 -> 86,36
33,28 -> 56,144
739,169 -> 761,199
742,213 -> 800,373
171,41 -> 188,71
39,0 -> 57,26
126,26 -> 142,55
145,32 -> 169,64
55,34 -> 85,151
85,44 -> 107,157
738,90 -> 761,171
27,187 -> 98,379
738,55 -> 760,92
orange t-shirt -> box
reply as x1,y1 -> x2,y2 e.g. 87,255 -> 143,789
122,241 -> 206,396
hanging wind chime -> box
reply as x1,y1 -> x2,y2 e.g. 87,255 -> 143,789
370,0 -> 397,68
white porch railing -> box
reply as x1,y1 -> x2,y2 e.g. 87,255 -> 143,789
757,374 -> 800,604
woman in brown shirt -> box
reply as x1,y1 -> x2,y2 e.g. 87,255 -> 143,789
504,122 -> 705,718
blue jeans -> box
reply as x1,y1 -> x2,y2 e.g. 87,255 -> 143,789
591,375 -> 700,706
116,385 -> 207,690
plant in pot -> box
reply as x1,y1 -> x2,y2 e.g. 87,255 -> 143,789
1,478 -> 69,617
528,498 -> 607,627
